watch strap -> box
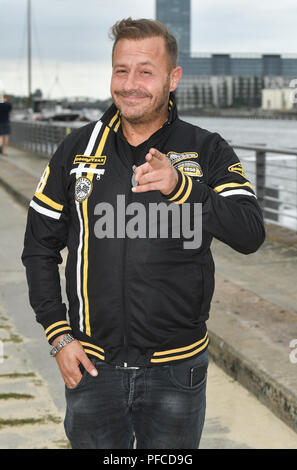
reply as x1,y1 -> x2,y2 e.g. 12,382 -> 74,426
50,333 -> 75,357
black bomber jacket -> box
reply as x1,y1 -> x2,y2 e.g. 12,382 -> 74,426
22,93 -> 265,367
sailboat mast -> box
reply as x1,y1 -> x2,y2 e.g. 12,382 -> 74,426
27,0 -> 32,109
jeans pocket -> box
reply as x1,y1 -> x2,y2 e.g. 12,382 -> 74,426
167,351 -> 208,391
65,364 -> 89,391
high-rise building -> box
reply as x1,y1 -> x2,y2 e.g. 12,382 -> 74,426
156,0 -> 191,56
156,0 -> 297,109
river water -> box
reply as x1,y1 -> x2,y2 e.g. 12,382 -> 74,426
182,116 -> 297,150
183,116 -> 297,231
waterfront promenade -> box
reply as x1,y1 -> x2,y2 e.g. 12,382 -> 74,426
0,146 -> 297,448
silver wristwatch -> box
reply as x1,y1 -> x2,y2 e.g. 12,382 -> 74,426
50,333 -> 75,357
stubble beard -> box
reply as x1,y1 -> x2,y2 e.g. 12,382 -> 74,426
113,81 -> 171,126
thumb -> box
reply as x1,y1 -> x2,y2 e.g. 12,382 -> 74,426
79,353 -> 98,377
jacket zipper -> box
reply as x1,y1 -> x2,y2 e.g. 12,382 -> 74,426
121,169 -> 135,367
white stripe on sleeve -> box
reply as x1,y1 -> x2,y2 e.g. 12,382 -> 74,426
219,189 -> 256,198
30,200 -> 61,219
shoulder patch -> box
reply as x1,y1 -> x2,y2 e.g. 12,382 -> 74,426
228,162 -> 245,178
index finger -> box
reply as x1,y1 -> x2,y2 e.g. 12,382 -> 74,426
149,148 -> 167,161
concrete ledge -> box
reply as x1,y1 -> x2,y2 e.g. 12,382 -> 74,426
208,329 -> 297,433
0,160 -> 35,209
265,223 -> 297,250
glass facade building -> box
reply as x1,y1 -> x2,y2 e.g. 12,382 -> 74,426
156,0 -> 191,55
178,53 -> 297,77
156,0 -> 297,108
156,0 -> 297,78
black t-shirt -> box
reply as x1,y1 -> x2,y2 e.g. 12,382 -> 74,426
118,124 -> 150,167
0,102 -> 12,124
127,140 -> 149,166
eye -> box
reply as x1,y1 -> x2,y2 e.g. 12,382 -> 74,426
141,71 -> 151,75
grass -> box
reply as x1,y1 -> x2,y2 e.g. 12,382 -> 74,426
0,393 -> 35,400
0,414 -> 62,429
0,372 -> 36,379
2,332 -> 23,343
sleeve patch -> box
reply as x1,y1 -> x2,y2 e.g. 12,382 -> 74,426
228,162 -> 245,178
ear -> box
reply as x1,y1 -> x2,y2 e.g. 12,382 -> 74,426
170,66 -> 182,92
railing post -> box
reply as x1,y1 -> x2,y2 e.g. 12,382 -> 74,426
256,150 -> 266,210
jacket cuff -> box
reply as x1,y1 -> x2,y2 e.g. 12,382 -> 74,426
164,169 -> 210,204
37,305 -> 73,345
164,169 -> 193,204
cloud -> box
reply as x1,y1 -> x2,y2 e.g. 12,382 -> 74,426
191,0 -> 297,53
0,58 -> 112,99
0,0 -> 155,61
1,0 -> 297,98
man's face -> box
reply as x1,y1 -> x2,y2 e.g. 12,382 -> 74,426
111,36 -> 177,125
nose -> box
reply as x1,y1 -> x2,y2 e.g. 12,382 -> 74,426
122,70 -> 138,92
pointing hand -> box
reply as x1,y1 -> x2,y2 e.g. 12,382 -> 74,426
132,148 -> 178,196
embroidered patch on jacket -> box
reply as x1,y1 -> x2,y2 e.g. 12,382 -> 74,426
228,162 -> 245,178
73,155 -> 107,165
175,160 -> 203,178
36,164 -> 50,194
167,151 -> 198,166
74,177 -> 93,202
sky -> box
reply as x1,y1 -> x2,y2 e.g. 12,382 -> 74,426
1,0 -> 297,100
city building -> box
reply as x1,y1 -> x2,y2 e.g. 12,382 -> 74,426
156,0 -> 297,109
156,0 -> 190,56
262,88 -> 296,111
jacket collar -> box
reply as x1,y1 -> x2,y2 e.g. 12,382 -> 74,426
100,91 -> 178,132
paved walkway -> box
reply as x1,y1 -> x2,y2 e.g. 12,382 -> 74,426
0,145 -> 297,448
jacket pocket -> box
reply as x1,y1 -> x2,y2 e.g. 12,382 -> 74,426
200,259 -> 215,319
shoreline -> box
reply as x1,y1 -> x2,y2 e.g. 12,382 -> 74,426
179,108 -> 297,120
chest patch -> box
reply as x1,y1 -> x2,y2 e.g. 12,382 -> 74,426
175,160 -> 203,178
73,155 -> 107,165
75,176 -> 93,202
167,151 -> 198,166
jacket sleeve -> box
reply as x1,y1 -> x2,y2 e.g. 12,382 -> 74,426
21,141 -> 73,344
164,134 -> 266,254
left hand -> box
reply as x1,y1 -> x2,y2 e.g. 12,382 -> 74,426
132,148 -> 178,196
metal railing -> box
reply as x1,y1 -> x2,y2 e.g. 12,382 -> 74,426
10,120 -> 297,231
10,120 -> 81,157
232,144 -> 297,231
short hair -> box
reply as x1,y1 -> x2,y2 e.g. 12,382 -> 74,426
110,18 -> 178,69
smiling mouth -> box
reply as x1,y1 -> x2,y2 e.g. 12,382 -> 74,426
116,92 -> 151,101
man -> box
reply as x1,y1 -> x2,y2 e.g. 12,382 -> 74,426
22,18 -> 265,449
0,95 -> 12,155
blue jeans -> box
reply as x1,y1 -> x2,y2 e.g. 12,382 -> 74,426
64,348 -> 208,449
